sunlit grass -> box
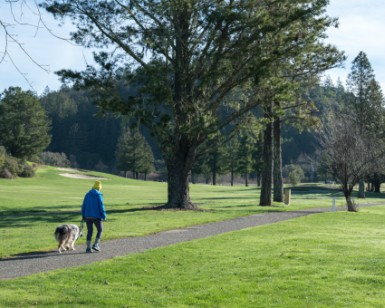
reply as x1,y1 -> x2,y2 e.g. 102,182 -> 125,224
0,165 -> 384,258
2,206 -> 385,307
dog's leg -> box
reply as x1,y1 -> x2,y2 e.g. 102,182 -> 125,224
60,241 -> 67,252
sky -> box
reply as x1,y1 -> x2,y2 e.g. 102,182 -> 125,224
0,0 -> 385,95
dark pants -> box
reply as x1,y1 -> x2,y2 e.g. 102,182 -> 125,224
85,217 -> 103,241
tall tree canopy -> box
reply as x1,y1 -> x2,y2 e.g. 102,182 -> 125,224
41,88 -> 122,169
44,0 -> 344,209
0,87 -> 51,159
347,51 -> 384,135
346,51 -> 385,198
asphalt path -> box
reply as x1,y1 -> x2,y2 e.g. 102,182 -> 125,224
0,207 -> 344,280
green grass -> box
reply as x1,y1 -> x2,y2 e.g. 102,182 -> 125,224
1,165 -> 384,258
2,166 -> 385,306
2,206 -> 385,307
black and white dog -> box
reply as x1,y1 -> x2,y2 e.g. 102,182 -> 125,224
54,224 -> 82,253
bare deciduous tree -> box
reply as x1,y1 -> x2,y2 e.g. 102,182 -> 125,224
319,115 -> 382,212
0,0 -> 68,88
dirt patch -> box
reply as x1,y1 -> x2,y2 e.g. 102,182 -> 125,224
57,168 -> 107,180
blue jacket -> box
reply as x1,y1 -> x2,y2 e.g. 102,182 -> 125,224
81,189 -> 107,220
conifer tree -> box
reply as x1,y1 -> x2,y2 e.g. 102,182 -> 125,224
44,0 -> 344,209
0,87 -> 51,159
115,127 -> 154,179
346,51 -> 385,198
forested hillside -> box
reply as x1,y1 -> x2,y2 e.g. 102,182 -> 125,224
39,78 -> 348,182
40,87 -> 122,171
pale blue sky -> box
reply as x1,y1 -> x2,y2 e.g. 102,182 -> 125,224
326,0 -> 385,89
0,0 -> 384,94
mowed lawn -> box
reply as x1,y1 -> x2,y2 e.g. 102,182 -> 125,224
2,206 -> 385,307
0,165 -> 369,258
1,166 -> 385,306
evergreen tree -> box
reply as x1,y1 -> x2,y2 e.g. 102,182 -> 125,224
260,102 -> 274,206
0,87 -> 51,159
346,51 -> 385,198
237,129 -> 258,187
45,0 -> 344,209
225,137 -> 240,186
115,127 -> 154,179
41,88 -> 121,169
206,136 -> 229,185
137,142 -> 155,181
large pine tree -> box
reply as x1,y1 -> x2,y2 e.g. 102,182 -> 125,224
44,0 -> 344,209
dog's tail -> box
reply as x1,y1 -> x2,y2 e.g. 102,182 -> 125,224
54,225 -> 70,241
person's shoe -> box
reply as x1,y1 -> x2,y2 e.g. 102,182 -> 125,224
86,248 -> 92,253
92,244 -> 101,252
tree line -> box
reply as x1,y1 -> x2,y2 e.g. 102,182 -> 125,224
1,52 -> 384,212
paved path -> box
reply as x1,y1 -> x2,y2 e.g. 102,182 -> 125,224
0,207 -> 339,280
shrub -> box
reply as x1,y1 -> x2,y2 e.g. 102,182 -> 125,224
39,151 -> 71,167
0,168 -> 14,179
283,164 -> 305,186
2,156 -> 20,176
0,154 -> 36,178
0,146 -> 6,168
18,162 -> 36,177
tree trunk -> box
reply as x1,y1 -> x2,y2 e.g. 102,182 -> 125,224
343,185 -> 358,212
164,141 -> 198,210
230,166 -> 234,186
259,104 -> 274,206
358,179 -> 365,198
245,173 -> 249,187
256,172 -> 261,187
273,114 -> 283,202
345,195 -> 358,212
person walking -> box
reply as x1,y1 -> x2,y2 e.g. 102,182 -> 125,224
81,180 -> 107,253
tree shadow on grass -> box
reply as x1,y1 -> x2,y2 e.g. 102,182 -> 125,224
0,204 -> 164,229
0,209 -> 80,229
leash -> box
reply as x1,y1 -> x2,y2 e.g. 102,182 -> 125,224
80,219 -> 84,231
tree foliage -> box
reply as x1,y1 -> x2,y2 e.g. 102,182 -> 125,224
282,164 -> 305,186
346,51 -> 384,134
0,87 -> 51,159
40,88 -> 121,169
346,51 -> 385,198
44,0 -> 344,209
115,127 -> 154,179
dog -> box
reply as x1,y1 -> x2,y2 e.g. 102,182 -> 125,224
54,224 -> 82,253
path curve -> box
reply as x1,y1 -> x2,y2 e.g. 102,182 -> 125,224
0,207 -> 340,280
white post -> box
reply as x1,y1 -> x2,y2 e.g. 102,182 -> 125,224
332,195 -> 336,212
